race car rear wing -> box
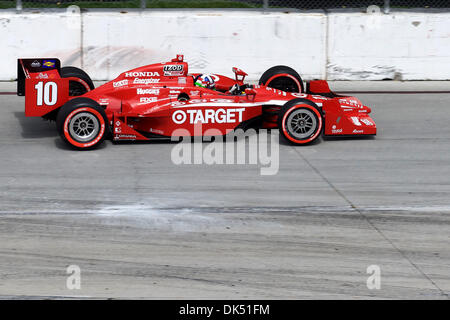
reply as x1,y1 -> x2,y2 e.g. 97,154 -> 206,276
17,58 -> 61,96
18,58 -> 70,117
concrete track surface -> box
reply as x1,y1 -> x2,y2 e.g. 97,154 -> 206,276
0,91 -> 449,299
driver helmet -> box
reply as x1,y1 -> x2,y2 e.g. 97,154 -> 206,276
195,74 -> 215,90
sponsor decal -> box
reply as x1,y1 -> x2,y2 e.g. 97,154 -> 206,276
350,116 -> 362,126
99,98 -> 110,105
125,71 -> 160,77
171,101 -> 186,107
149,128 -> 164,135
178,77 -> 187,84
360,118 -> 374,126
31,60 -> 41,68
170,90 -> 181,94
312,95 -> 328,100
133,78 -> 160,84
42,60 -> 56,68
172,108 -> 245,125
113,79 -> 128,88
114,120 -> 122,133
340,98 -> 363,108
140,97 -> 157,103
190,90 -> 200,96
186,99 -> 206,105
163,64 -> 184,76
172,110 -> 187,124
331,125 -> 342,134
116,134 -> 137,139
291,93 -> 308,98
340,98 -> 357,104
37,73 -> 48,79
137,88 -> 159,95
209,98 -> 234,103
353,129 -> 364,134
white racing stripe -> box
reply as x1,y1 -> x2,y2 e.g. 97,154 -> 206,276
173,100 -> 282,108
172,100 -> 323,108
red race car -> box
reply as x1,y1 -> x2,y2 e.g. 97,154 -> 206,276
17,55 -> 376,149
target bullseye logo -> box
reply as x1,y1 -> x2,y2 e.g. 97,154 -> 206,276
172,110 -> 187,124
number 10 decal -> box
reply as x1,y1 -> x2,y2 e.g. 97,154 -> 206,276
35,81 -> 58,106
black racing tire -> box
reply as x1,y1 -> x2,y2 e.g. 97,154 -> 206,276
56,97 -> 109,150
278,98 -> 323,145
259,65 -> 304,93
60,66 -> 95,96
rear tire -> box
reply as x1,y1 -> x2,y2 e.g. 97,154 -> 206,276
56,97 -> 109,150
278,98 -> 323,145
259,65 -> 304,93
60,66 -> 95,96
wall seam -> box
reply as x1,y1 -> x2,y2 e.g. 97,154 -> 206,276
324,12 -> 329,80
80,11 -> 84,70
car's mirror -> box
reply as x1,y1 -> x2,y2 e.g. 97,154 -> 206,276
245,88 -> 256,101
232,67 -> 248,83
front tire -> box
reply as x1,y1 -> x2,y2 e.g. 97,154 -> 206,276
60,66 -> 95,96
259,65 -> 304,93
56,98 -> 109,150
278,99 -> 323,145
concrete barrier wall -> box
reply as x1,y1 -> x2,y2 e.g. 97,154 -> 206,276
0,11 -> 81,81
327,12 -> 450,80
81,11 -> 326,80
1,10 -> 450,81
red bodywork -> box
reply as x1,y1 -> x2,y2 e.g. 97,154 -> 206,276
21,55 -> 376,142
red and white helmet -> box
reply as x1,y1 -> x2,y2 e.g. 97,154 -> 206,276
194,74 -> 215,89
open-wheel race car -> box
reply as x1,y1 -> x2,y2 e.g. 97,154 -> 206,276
17,55 -> 376,149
